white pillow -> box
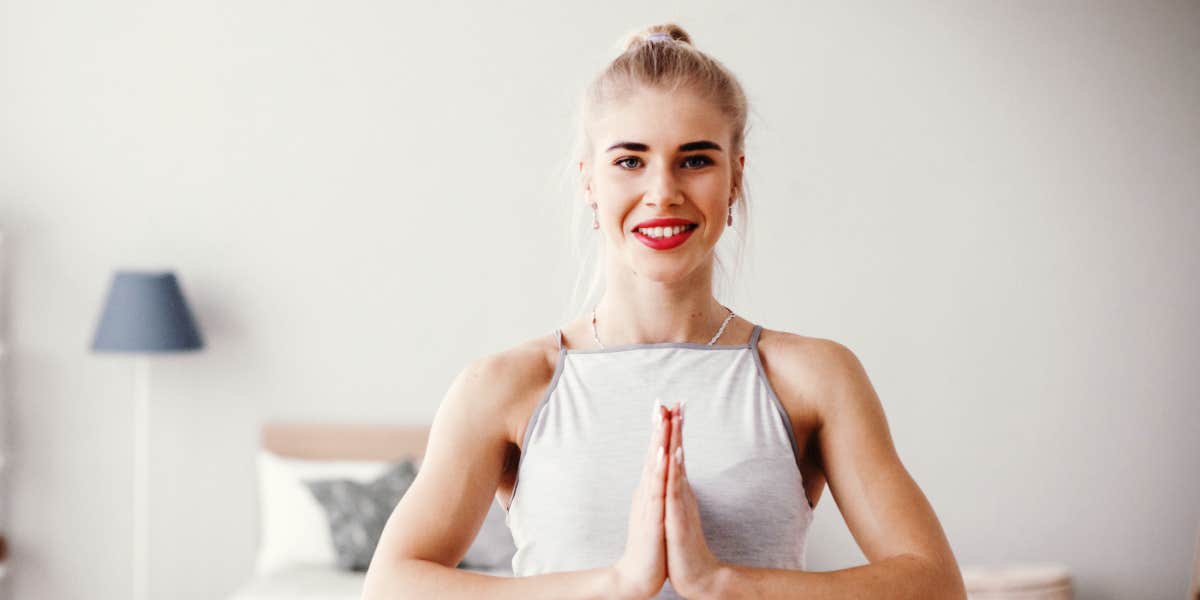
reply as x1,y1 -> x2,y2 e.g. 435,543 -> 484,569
254,450 -> 419,574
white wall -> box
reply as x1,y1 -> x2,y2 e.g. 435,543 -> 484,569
2,1 -> 1198,599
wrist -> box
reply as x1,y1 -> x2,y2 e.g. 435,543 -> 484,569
605,565 -> 649,600
696,562 -> 733,600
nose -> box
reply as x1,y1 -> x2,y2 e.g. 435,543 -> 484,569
642,163 -> 683,207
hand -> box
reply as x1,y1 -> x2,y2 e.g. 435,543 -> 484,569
664,401 -> 726,599
611,402 -> 672,600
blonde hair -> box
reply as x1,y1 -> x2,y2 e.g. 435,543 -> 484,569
558,23 -> 754,323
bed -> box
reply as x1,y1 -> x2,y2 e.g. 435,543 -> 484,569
228,422 -> 514,600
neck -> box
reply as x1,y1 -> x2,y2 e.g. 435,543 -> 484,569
594,259 -> 732,345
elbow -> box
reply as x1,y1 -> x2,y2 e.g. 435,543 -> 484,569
915,554 -> 967,600
361,555 -> 419,600
940,577 -> 968,600
894,553 -> 966,600
943,579 -> 968,600
362,555 -> 462,600
360,560 -> 388,600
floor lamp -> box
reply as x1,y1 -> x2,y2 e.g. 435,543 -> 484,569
90,271 -> 204,600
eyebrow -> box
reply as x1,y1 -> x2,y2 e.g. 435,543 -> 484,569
604,140 -> 724,153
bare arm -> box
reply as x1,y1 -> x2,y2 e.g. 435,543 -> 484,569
361,349 -> 636,600
373,560 -> 620,600
702,553 -> 957,600
697,338 -> 965,600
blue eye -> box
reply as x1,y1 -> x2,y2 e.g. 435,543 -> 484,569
614,155 -> 713,170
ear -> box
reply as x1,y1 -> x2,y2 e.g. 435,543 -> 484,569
579,160 -> 593,205
732,154 -> 746,200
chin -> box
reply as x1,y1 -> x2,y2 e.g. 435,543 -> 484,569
628,260 -> 697,284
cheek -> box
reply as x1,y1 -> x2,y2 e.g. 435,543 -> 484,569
599,172 -> 638,195
681,170 -> 726,193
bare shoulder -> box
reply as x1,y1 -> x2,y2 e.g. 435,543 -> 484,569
457,332 -> 560,447
367,331 -> 558,569
755,326 -> 868,427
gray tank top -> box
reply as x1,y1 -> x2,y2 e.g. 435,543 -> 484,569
503,324 -> 814,598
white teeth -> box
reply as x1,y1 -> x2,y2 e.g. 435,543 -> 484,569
636,225 -> 693,238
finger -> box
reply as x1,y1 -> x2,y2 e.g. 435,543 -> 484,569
670,403 -> 682,458
676,400 -> 686,480
664,405 -> 680,509
656,405 -> 672,480
653,405 -> 670,520
646,403 -> 665,477
660,405 -> 672,480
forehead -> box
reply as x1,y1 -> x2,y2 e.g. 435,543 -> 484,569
591,89 -> 730,150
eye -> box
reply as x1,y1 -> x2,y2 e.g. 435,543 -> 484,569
614,155 -> 714,170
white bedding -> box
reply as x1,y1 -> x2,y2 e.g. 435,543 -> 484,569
238,448 -> 517,599
229,564 -> 514,600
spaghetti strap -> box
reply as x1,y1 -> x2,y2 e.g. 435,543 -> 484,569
555,329 -> 563,352
749,323 -> 763,348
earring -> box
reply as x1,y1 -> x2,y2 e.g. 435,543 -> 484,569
727,199 -> 734,227
591,202 -> 599,230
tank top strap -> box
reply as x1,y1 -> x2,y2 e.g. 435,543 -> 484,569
554,328 -> 563,352
748,323 -> 764,348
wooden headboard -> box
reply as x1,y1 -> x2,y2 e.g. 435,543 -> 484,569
260,422 -> 432,461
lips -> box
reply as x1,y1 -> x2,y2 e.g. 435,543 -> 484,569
631,217 -> 697,230
632,223 -> 697,251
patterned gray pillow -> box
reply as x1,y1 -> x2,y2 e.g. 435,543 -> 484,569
457,497 -> 517,569
303,460 -> 418,571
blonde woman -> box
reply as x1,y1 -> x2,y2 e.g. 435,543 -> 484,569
363,23 -> 966,600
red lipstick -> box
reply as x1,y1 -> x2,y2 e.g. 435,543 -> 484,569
631,218 -> 698,251
632,217 -> 696,230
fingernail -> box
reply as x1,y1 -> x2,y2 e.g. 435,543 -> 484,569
675,446 -> 684,465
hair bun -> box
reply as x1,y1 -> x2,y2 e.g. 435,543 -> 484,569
620,23 -> 694,53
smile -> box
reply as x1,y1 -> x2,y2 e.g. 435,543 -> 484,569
632,224 -> 698,250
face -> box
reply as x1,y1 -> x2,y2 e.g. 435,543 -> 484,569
581,89 -> 744,283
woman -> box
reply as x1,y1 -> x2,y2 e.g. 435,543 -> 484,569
363,23 -> 966,600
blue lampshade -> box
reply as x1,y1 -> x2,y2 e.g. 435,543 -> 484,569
91,270 -> 204,353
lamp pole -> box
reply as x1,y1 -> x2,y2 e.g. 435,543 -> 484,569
133,355 -> 149,600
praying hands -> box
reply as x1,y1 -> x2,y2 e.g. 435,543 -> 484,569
610,401 -> 726,600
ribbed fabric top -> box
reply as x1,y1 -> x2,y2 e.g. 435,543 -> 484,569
503,324 -> 814,599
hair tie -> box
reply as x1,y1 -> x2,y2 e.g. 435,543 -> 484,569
645,32 -> 673,43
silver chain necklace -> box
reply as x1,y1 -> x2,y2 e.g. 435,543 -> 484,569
591,304 -> 736,349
